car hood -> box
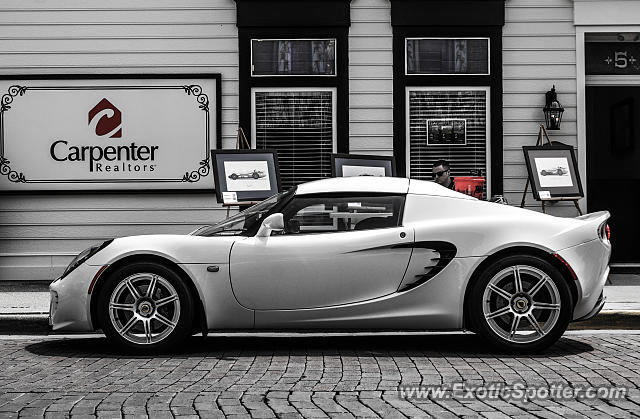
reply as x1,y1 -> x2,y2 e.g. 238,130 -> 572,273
86,234 -> 241,266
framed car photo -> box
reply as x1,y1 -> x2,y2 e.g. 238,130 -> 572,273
522,145 -> 584,200
211,149 -> 281,203
331,154 -> 396,177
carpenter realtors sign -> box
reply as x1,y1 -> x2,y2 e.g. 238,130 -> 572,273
0,75 -> 220,190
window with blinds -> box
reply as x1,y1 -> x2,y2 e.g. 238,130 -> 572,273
408,88 -> 489,189
253,89 -> 336,190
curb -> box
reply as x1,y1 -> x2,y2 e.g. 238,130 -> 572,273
568,310 -> 640,330
0,314 -> 50,335
0,311 -> 639,336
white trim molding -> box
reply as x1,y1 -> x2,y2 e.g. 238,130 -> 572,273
573,0 -> 640,26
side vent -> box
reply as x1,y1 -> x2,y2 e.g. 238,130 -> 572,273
395,241 -> 457,292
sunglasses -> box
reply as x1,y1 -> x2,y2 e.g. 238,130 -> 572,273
433,170 -> 448,178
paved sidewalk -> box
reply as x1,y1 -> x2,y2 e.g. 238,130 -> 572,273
0,273 -> 638,333
0,331 -> 640,417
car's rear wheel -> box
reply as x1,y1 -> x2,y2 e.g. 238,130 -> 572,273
97,262 -> 194,353
469,255 -> 572,353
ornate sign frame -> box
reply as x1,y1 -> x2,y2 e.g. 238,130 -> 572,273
0,74 -> 221,193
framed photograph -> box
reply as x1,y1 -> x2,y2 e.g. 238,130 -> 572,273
426,119 -> 467,145
211,150 -> 281,203
331,154 -> 396,177
522,146 -> 584,200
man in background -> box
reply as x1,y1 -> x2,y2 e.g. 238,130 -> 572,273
432,159 -> 455,190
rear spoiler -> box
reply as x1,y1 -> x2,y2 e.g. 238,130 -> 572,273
575,210 -> 610,223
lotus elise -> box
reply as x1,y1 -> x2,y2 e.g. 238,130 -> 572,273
49,177 -> 611,353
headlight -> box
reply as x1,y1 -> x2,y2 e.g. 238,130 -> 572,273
60,239 -> 113,279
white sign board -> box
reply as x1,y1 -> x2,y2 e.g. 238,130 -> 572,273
0,76 -> 219,190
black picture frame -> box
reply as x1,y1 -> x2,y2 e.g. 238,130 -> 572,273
522,146 -> 584,200
331,153 -> 396,177
211,149 -> 281,203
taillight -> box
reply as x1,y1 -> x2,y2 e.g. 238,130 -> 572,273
598,222 -> 610,242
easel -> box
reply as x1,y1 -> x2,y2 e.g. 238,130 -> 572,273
520,124 -> 583,215
223,128 -> 257,217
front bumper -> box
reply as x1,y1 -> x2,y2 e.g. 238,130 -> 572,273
49,263 -> 101,332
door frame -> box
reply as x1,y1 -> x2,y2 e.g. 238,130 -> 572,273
577,25 -> 640,267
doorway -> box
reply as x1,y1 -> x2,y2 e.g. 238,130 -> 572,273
586,86 -> 640,263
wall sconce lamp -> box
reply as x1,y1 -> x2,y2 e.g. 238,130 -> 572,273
543,85 -> 564,130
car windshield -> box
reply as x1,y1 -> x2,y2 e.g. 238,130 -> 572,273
192,188 -> 295,236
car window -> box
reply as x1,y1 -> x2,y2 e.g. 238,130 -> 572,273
280,194 -> 404,235
193,188 -> 294,236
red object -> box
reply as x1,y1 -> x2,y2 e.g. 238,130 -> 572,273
454,176 -> 486,199
88,265 -> 108,294
553,253 -> 578,280
606,224 -> 611,240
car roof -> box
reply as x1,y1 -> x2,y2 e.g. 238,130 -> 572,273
294,176 -> 473,199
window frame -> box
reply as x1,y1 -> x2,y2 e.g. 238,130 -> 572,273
405,37 -> 491,76
251,38 -> 338,77
278,192 -> 406,235
405,85 -> 492,198
251,87 -> 338,150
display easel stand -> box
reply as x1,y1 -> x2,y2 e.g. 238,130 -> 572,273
223,201 -> 257,217
223,128 -> 255,217
520,124 -> 583,216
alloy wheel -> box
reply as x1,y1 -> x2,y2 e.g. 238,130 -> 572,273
482,265 -> 561,344
108,273 -> 181,345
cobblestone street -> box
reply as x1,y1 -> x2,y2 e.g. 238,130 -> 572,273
0,332 -> 639,418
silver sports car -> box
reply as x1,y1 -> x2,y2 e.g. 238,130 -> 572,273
49,177 -> 611,353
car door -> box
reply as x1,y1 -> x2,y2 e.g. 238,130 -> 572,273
229,193 -> 414,310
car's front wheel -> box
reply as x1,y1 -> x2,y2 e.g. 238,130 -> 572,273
97,262 -> 194,353
469,255 -> 572,353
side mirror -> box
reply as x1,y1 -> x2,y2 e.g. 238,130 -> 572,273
256,213 -> 285,237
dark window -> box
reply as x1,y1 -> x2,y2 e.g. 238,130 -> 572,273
252,39 -> 336,76
280,194 -> 404,234
406,38 -> 489,75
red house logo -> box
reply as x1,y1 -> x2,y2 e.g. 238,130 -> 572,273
88,98 -> 122,138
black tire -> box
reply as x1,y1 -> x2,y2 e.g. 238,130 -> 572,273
230,174 -> 238,180
97,261 -> 194,353
252,172 -> 259,179
468,254 -> 572,353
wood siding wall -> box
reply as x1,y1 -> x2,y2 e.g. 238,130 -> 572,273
502,0 -> 579,215
0,1 -> 584,280
0,0 -> 239,281
349,0 -> 393,156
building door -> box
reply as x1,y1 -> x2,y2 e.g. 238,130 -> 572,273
586,86 -> 640,263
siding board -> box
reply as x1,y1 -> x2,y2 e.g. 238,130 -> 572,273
0,0 -> 238,281
502,0 -> 578,212
348,0 -> 393,154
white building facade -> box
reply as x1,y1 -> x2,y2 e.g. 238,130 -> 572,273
0,0 -> 636,281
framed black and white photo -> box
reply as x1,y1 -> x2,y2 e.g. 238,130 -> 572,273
427,119 -> 467,145
523,146 -> 583,200
331,154 -> 395,178
211,150 -> 281,203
